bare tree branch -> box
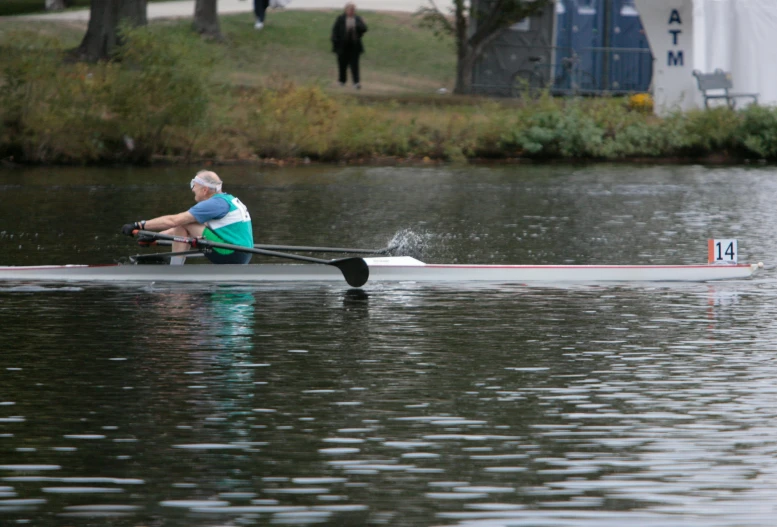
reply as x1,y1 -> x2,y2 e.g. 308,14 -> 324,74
415,0 -> 455,37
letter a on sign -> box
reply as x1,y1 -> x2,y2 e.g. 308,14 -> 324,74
668,9 -> 682,24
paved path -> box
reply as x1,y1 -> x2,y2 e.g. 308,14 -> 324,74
10,0 -> 450,22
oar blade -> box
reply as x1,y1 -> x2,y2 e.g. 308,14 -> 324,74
331,257 -> 369,288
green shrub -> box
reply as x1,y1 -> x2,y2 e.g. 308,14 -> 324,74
512,101 -> 605,159
0,26 -> 214,163
329,104 -> 411,160
0,31 -> 109,162
734,105 -> 777,160
242,79 -> 338,159
110,25 -> 215,162
674,107 -> 739,155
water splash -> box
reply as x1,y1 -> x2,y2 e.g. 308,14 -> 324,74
385,229 -> 432,259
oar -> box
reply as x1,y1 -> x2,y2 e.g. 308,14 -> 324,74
149,240 -> 391,255
134,230 -> 369,287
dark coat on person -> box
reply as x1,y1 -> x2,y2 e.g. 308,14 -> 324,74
331,14 -> 367,55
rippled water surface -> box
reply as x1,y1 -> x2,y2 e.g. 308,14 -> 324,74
2,164 -> 777,526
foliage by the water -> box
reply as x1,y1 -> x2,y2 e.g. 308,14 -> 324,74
1,23 -> 776,165
1,26 -> 214,164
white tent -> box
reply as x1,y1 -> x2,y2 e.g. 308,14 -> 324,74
635,0 -> 777,114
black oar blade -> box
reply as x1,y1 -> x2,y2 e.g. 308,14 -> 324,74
331,257 -> 369,288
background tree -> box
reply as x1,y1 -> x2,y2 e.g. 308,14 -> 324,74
193,0 -> 223,40
417,0 -> 551,95
73,0 -> 148,62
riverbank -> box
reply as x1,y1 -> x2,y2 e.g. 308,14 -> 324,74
2,11 -> 776,167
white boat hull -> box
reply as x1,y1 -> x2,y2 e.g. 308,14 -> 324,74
0,257 -> 762,285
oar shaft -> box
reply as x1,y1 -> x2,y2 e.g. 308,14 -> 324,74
151,240 -> 386,255
136,230 -> 331,264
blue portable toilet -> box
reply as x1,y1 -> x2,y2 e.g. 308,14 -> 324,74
550,0 -> 603,92
607,0 -> 652,92
556,0 -> 572,56
553,0 -> 652,94
554,0 -> 573,91
572,0 -> 605,91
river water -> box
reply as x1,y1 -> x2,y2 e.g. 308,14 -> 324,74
2,164 -> 777,527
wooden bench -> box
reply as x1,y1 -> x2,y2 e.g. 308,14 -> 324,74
692,69 -> 759,109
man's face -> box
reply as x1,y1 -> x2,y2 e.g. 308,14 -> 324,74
191,183 -> 209,202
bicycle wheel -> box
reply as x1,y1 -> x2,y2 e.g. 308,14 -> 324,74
511,70 -> 545,99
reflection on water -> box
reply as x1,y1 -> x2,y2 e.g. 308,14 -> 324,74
4,280 -> 777,527
3,164 -> 777,526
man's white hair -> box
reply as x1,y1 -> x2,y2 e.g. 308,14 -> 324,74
194,170 -> 223,191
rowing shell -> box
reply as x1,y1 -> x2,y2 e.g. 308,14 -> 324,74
0,257 -> 763,285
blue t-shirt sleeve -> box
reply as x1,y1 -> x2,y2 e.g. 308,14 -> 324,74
188,197 -> 230,224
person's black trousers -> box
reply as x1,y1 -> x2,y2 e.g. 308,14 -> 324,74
254,0 -> 269,22
337,49 -> 360,85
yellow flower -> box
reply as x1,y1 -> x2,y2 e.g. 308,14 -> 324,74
629,93 -> 654,113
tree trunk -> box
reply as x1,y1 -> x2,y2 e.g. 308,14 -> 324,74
455,27 -> 505,95
193,0 -> 223,40
73,0 -> 148,62
453,0 -> 472,95
455,51 -> 477,95
45,0 -> 69,12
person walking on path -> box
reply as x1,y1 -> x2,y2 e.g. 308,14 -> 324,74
121,170 -> 254,264
254,0 -> 269,29
331,3 -> 367,89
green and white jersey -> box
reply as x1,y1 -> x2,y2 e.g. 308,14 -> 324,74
195,193 -> 253,252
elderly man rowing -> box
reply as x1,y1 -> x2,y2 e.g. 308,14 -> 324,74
121,170 -> 254,264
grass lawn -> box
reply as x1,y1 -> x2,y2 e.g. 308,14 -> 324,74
1,9 -> 457,96
217,10 -> 455,94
